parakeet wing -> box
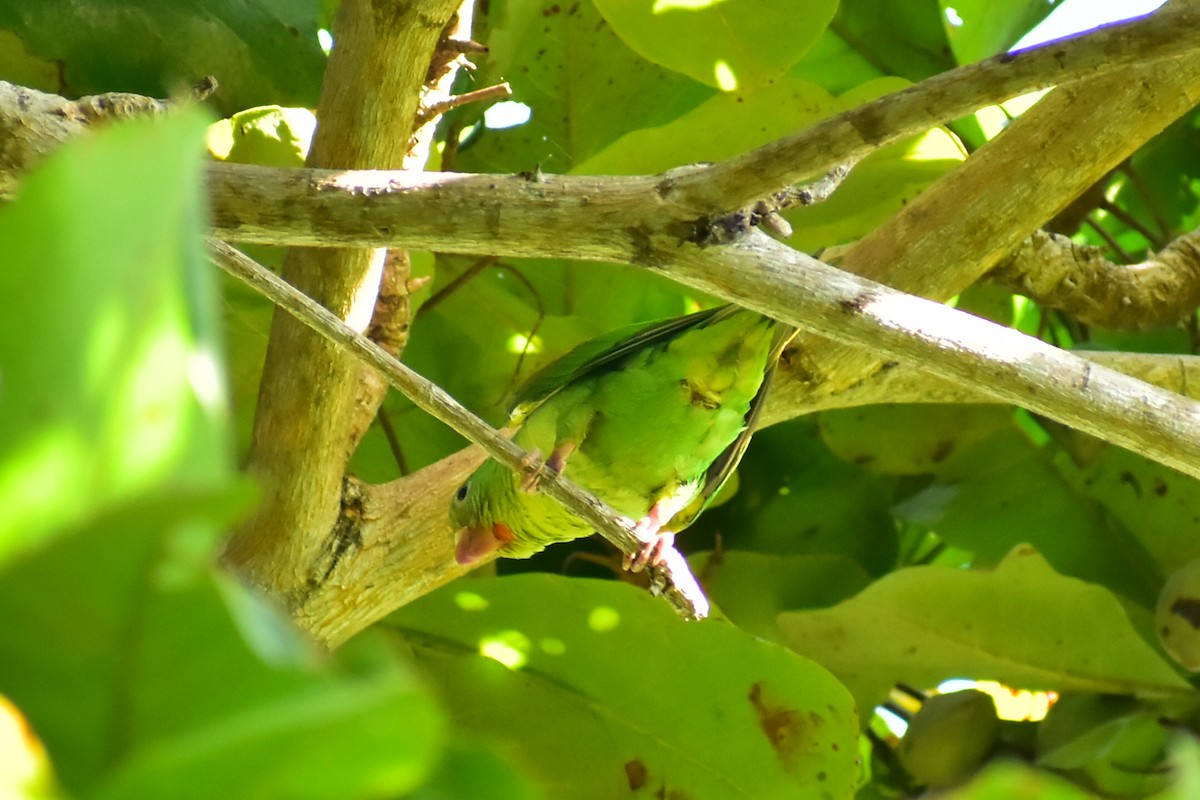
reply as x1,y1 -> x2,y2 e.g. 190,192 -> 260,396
666,323 -> 796,531
508,304 -> 739,424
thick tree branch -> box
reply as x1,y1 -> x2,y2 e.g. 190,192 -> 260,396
671,233 -> 1200,481
223,0 -> 462,605
204,6 -> 1200,254
992,228 -> 1200,330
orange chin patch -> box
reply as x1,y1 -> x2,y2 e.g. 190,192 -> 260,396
455,522 -> 518,566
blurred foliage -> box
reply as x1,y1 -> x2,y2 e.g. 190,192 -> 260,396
4,1 -> 1200,799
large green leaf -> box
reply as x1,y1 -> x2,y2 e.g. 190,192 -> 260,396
0,0 -> 325,114
692,551 -> 873,642
0,110 -> 448,800
573,73 -> 834,174
777,546 -> 1193,715
388,574 -> 860,800
0,110 -> 227,565
821,405 -> 1162,605
590,0 -> 836,90
697,420 -> 900,577
0,493 -> 445,800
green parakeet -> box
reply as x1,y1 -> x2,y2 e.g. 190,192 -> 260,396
450,305 -> 790,567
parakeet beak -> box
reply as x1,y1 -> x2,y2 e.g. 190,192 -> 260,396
454,522 -> 515,565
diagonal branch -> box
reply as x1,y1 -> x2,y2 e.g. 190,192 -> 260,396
672,232 -> 1200,481
652,4 -> 1200,212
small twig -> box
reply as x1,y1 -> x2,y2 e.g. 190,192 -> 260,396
1083,216 -> 1135,263
1099,198 -> 1162,250
1122,162 -> 1173,245
417,255 -> 495,318
209,239 -> 711,620
376,406 -> 410,475
416,82 -> 512,126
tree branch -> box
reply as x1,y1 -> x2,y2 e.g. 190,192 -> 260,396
222,0 -> 463,605
666,4 -> 1200,213
992,228 -> 1200,330
204,6 -> 1200,254
670,232 -> 1200,482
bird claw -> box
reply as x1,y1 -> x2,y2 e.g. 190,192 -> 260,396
623,517 -> 675,574
518,442 -> 575,493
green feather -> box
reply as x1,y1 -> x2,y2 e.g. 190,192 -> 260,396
450,305 -> 789,564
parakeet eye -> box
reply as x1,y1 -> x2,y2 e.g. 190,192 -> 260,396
454,482 -> 469,502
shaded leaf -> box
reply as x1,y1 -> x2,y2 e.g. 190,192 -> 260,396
698,420 -> 900,577
0,0 -> 325,114
692,551 -> 873,642
458,0 -> 712,174
388,574 -> 860,800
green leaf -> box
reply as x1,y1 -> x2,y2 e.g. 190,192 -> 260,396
937,760 -> 1098,800
388,574 -> 860,800
1054,442 -> 1200,581
458,0 -> 712,174
940,0 -> 1067,64
573,74 -> 835,175
408,743 -> 541,800
777,546 -> 1193,715
822,406 -> 1162,604
697,420 -> 900,576
0,493 -> 444,800
590,0 -> 836,90
214,105 -> 315,168
0,1 -> 325,114
0,110 -> 227,565
691,551 -> 872,642
831,0 -> 956,82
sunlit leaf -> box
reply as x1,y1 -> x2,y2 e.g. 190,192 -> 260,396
778,546 -> 1192,714
590,0 -> 836,90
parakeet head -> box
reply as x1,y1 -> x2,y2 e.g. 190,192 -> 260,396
449,471 -> 516,566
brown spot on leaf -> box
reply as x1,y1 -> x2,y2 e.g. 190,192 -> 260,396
749,681 -> 814,772
930,439 -> 955,463
625,759 -> 647,791
1171,597 -> 1200,629
1119,470 -> 1141,497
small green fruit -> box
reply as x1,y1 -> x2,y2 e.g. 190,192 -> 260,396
897,689 -> 999,788
1156,559 -> 1200,671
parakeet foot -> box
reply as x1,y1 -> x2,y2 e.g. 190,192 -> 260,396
518,442 -> 576,493
624,529 -> 676,573
624,513 -> 676,573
